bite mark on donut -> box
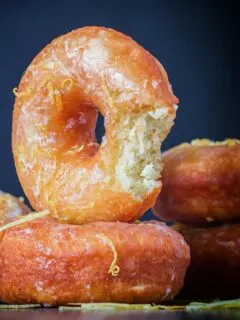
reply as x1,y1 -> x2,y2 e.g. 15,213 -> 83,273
99,72 -> 175,199
115,107 -> 174,198
96,233 -> 120,277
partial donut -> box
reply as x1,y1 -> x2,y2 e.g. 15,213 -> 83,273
12,26 -> 178,224
0,191 -> 30,225
176,223 -> 240,299
153,139 -> 240,224
0,220 -> 189,305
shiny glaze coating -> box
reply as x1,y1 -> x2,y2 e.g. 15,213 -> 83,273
153,140 -> 240,224
177,223 -> 240,299
12,26 -> 178,224
0,220 -> 189,305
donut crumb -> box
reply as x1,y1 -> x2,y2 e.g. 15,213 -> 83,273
116,108 -> 174,197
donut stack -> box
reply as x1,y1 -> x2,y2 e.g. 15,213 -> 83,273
0,26 -> 190,305
153,139 -> 240,299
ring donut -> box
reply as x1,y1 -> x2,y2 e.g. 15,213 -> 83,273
176,223 -> 240,299
153,139 -> 240,224
12,26 -> 178,224
0,219 -> 189,305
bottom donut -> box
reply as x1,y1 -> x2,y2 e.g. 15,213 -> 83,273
176,223 -> 240,299
0,219 -> 189,305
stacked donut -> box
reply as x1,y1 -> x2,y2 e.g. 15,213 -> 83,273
153,139 -> 240,299
0,27 -> 190,305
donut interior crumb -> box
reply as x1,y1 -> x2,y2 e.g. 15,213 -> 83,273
115,108 -> 174,198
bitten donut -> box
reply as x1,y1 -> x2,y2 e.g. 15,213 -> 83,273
12,26 -> 178,224
176,223 -> 240,299
0,219 -> 189,305
0,191 -> 30,225
153,139 -> 240,224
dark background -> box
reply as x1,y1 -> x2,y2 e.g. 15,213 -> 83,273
0,1 -> 238,218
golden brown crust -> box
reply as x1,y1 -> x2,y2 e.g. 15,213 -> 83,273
153,140 -> 240,223
12,26 -> 177,224
177,223 -> 240,299
0,220 -> 189,305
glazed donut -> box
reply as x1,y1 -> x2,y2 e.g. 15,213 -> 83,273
153,139 -> 240,224
12,26 -> 178,224
0,219 -> 189,305
0,191 -> 30,225
176,223 -> 240,299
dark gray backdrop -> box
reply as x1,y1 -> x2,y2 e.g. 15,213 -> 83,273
0,1 -> 238,218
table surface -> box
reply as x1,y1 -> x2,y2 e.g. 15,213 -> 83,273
0,309 -> 240,320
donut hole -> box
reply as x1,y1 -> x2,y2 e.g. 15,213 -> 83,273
96,113 -> 105,144
116,108 -> 174,198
